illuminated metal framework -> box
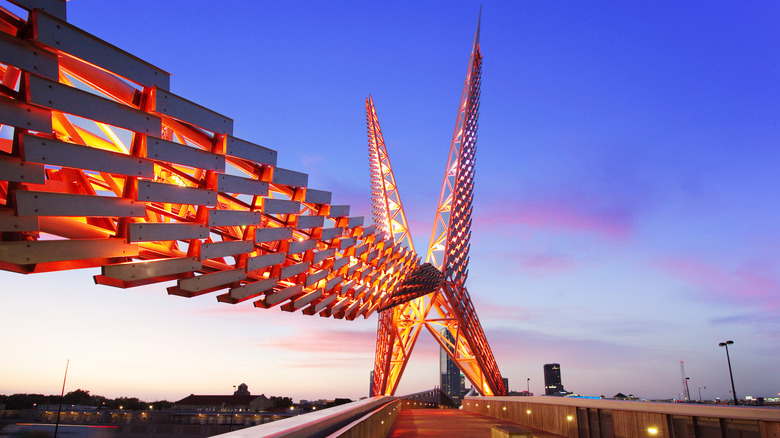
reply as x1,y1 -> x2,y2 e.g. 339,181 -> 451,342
371,12 -> 506,397
0,1 -> 418,320
0,1 -> 504,396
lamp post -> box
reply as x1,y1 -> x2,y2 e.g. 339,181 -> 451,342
698,386 -> 706,402
718,340 -> 738,406
526,378 -> 530,395
684,377 -> 691,403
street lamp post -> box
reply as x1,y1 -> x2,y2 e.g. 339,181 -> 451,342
698,386 -> 706,402
718,340 -> 738,406
527,378 -> 530,395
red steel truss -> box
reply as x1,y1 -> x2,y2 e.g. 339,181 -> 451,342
0,1 -> 504,396
0,2 -> 418,320
372,10 -> 507,397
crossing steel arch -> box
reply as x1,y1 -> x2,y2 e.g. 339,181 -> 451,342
370,11 -> 506,397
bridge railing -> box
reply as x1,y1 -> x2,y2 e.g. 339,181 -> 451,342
463,396 -> 780,438
213,396 -> 399,438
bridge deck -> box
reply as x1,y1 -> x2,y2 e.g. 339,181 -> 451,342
387,409 -> 566,437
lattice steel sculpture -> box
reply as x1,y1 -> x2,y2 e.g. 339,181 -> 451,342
371,12 -> 506,397
0,1 -> 418,320
0,1 -> 504,396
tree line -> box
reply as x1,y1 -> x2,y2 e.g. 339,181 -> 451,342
0,389 -> 172,411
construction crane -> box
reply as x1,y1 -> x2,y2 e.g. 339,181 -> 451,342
680,360 -> 691,402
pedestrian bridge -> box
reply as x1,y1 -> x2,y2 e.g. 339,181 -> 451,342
216,395 -> 780,437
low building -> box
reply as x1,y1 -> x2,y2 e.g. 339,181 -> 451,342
173,384 -> 272,412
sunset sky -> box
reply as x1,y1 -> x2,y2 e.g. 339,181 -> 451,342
2,1 -> 779,403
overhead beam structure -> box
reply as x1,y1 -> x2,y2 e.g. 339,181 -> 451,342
0,1 -> 417,320
0,1 -> 505,396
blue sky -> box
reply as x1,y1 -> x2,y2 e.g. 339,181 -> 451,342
1,1 -> 779,402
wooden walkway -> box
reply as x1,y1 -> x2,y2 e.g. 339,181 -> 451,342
387,409 -> 566,437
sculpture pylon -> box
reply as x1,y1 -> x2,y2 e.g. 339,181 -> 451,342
370,11 -> 506,397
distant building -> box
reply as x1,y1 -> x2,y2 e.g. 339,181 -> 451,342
369,371 -> 374,397
440,329 -> 464,406
174,384 -> 272,412
543,363 -> 568,396
502,377 -> 509,393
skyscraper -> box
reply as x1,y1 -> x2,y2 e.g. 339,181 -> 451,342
440,329 -> 464,405
543,363 -> 567,396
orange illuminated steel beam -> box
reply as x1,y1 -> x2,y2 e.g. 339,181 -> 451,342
372,10 -> 506,397
0,3 -> 416,322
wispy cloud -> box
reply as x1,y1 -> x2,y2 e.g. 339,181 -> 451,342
259,328 -> 377,355
655,256 -> 780,312
476,195 -> 635,240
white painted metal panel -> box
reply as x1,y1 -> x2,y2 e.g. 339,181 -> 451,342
288,238 -> 316,255
328,205 -> 350,217
225,135 -> 277,166
0,95 -> 52,133
33,10 -> 169,88
27,74 -> 162,135
265,284 -> 302,306
208,210 -> 262,227
255,227 -> 292,243
199,240 -> 254,261
246,252 -> 285,272
127,222 -> 208,242
0,238 -> 136,264
296,215 -> 324,229
12,0 -> 67,20
325,275 -> 343,292
311,293 -> 337,313
0,208 -> 38,232
178,268 -> 245,292
272,167 -> 308,187
304,188 -> 332,205
331,257 -> 349,271
146,137 -> 225,171
229,277 -> 277,301
0,30 -> 58,79
305,269 -> 328,286
347,261 -> 361,278
22,134 -> 154,177
312,248 -> 336,264
137,181 -> 217,206
101,256 -> 200,281
153,88 -> 232,135
263,198 -> 300,215
347,216 -> 364,229
339,237 -> 357,250
15,191 -> 144,217
217,174 -> 268,196
280,261 -> 309,279
287,288 -> 322,310
320,227 -> 343,241
344,299 -> 361,316
330,296 -> 349,313
0,156 -> 44,184
354,243 -> 369,257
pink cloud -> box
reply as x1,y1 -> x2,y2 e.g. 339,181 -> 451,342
655,256 -> 780,311
476,197 -> 634,240
472,299 -> 537,322
260,328 -> 377,354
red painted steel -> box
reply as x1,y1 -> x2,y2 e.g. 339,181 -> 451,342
0,4 -> 416,320
371,10 -> 506,397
